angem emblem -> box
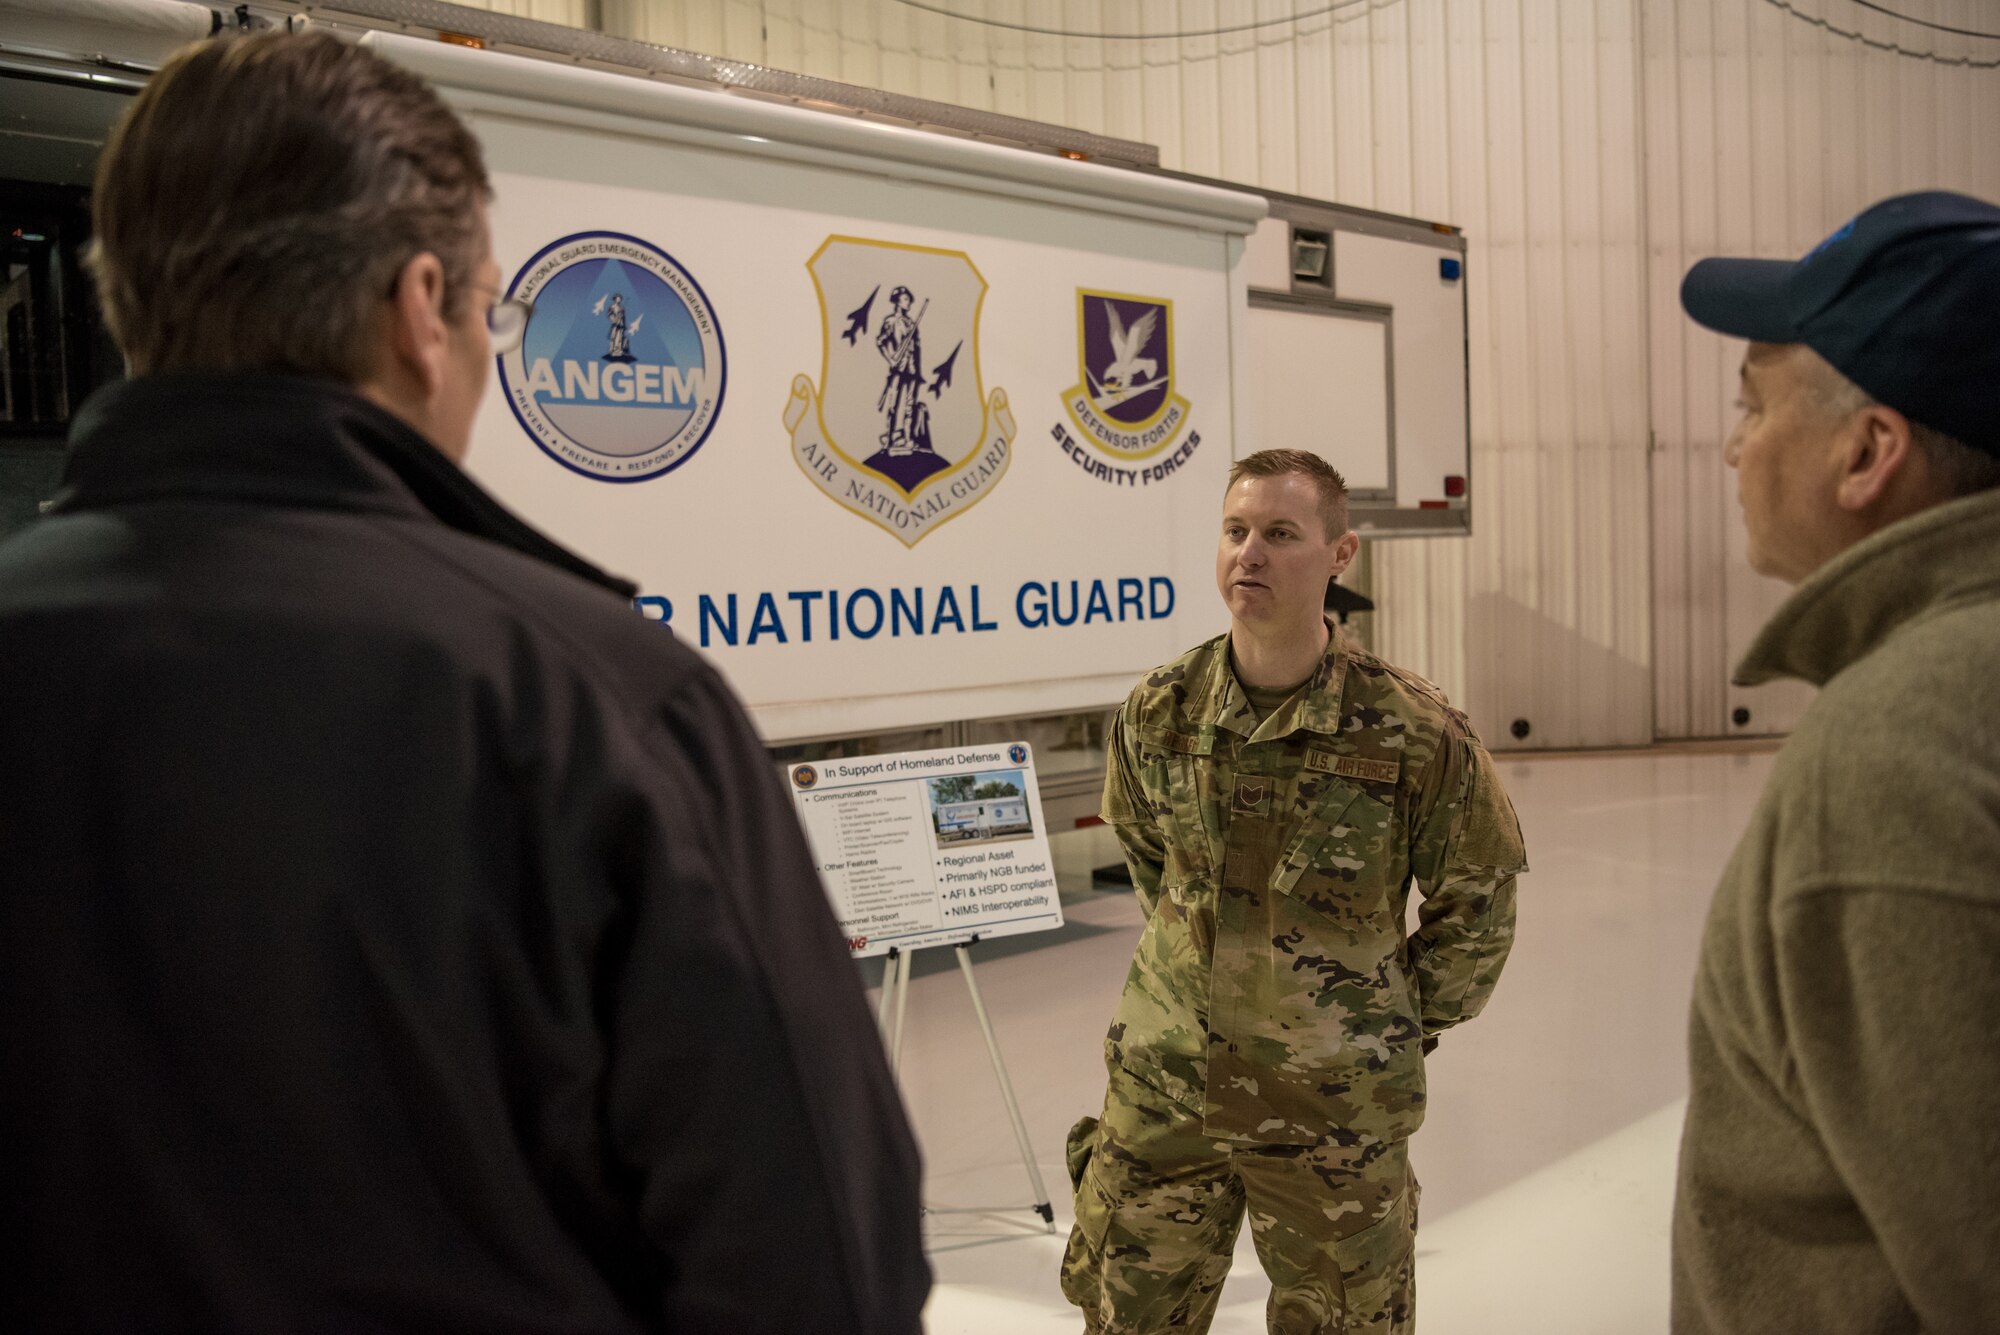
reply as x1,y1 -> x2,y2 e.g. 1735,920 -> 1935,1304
786,236 -> 1016,546
1063,289 -> 1192,461
497,231 -> 725,483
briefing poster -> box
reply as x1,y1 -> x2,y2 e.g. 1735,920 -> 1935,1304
784,742 -> 1063,959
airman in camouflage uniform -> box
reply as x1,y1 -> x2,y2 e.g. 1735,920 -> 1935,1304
1061,450 -> 1526,1334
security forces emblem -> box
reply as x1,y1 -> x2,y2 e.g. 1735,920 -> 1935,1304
1062,290 -> 1192,461
1008,744 -> 1029,765
791,764 -> 819,790
785,236 -> 1017,546
498,231 -> 726,482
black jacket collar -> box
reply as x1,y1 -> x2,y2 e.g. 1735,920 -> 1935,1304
56,373 -> 635,597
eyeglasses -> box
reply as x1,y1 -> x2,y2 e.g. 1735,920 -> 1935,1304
485,293 -> 534,355
463,279 -> 533,354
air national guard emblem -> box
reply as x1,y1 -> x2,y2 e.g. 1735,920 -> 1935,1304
785,236 -> 1017,546
498,231 -> 726,482
1063,290 -> 1192,460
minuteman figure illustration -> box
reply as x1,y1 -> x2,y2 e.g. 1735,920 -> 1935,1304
786,235 -> 1017,543
875,285 -> 928,456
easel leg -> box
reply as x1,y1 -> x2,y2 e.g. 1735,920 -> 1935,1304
955,940 -> 1056,1231
890,948 -> 912,1080
878,946 -> 905,1045
876,947 -> 897,1036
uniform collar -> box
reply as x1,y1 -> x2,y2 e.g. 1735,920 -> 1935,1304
1196,618 -> 1351,740
54,372 -> 635,597
1735,487 -> 2000,688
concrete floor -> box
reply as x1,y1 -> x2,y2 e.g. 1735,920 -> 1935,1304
873,744 -> 1778,1335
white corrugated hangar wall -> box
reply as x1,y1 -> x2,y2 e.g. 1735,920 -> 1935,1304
453,0 -> 2000,750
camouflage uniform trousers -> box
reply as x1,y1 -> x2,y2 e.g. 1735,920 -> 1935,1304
1061,1063 -> 1417,1335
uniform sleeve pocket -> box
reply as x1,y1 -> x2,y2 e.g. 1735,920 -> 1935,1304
1448,739 -> 1528,873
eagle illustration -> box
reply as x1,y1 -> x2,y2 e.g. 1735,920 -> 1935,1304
1102,303 -> 1160,391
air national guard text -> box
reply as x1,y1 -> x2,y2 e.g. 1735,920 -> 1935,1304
634,576 -> 1178,648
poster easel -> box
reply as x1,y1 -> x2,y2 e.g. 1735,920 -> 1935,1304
878,935 -> 1054,1232
786,741 -> 1067,1236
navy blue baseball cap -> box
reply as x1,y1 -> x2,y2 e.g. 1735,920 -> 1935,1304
1681,190 -> 2000,455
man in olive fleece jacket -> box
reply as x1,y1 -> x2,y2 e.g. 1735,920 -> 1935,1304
1673,192 -> 2000,1334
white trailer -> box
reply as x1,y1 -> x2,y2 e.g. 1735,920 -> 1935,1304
983,798 -> 1030,833
936,799 -> 1032,839
934,798 -> 1030,843
0,0 -> 1474,828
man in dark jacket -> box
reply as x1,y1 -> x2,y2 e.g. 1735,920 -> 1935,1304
0,31 -> 928,1334
1672,193 -> 2000,1332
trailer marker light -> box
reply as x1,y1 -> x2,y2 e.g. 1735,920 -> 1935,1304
1419,499 -> 1449,510
438,31 -> 486,49
1443,474 -> 1466,497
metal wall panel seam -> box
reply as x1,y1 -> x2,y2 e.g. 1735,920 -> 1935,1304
1580,0 -> 1614,742
1646,0 -> 1687,737
1295,3 -> 1338,197
1137,4 -> 1180,165
1218,9 -> 1259,189
1621,0 -> 1661,742
1396,0 -> 1460,699
1604,0 -> 1652,742
1573,0 -> 1603,743
839,0 -> 883,91
1255,0 -> 1295,192
1508,0 -> 1546,742
1689,0 -> 1728,737
1539,0 -> 1576,746
1462,0 -> 1502,733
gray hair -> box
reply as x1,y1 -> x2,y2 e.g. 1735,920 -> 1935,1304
88,32 -> 491,380
1810,356 -> 2000,499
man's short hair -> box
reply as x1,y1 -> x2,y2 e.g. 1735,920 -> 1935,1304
1912,424 -> 2000,498
88,32 -> 491,380
1227,448 -> 1351,538
1812,356 -> 2000,500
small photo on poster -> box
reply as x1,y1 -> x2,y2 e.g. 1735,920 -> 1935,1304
783,741 -> 1061,958
926,769 -> 1035,847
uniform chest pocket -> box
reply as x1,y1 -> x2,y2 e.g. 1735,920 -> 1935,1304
1134,726 -> 1216,880
1273,773 -> 1399,923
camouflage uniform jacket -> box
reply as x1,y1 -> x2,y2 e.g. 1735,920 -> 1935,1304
1101,625 -> 1526,1146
